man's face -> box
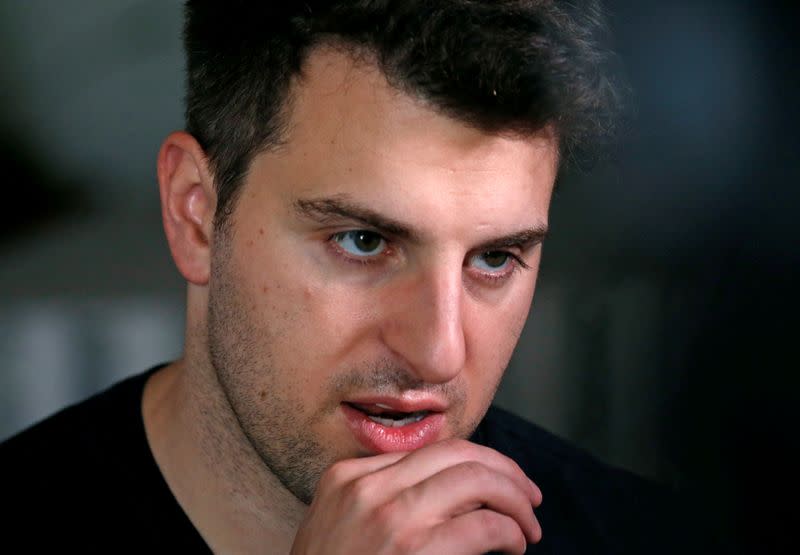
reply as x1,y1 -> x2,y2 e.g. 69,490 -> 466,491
206,48 -> 558,503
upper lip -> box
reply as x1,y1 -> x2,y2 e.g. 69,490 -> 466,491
344,395 -> 448,413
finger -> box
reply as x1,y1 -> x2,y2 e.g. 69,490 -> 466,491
398,460 -> 541,544
314,451 -> 408,497
381,439 -> 541,506
421,509 -> 531,555
330,451 -> 409,481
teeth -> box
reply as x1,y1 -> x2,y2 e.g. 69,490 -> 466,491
367,412 -> 427,427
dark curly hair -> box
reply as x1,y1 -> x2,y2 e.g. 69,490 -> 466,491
183,0 -> 623,230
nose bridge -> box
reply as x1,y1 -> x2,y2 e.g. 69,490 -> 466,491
384,263 -> 466,384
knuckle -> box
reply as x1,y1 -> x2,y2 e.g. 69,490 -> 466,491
502,454 -> 525,474
372,501 -> 413,549
478,511 -> 523,550
318,459 -> 352,490
439,437 -> 474,457
372,499 -> 398,529
390,531 -> 422,554
394,483 -> 422,515
506,458 -> 529,482
371,499 -> 421,553
457,460 -> 492,482
345,473 -> 379,508
479,511 -> 502,540
384,521 -> 421,554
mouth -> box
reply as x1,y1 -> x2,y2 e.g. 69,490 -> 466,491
341,399 -> 446,453
345,402 -> 430,427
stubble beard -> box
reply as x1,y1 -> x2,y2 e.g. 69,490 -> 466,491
206,243 -> 330,505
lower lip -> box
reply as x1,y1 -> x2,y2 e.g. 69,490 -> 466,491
341,403 -> 445,454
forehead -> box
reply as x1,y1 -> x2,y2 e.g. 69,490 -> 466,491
282,45 -> 558,175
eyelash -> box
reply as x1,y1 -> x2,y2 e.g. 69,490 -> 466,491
327,232 -> 394,266
469,253 -> 531,286
477,253 -> 531,282
326,231 -> 533,282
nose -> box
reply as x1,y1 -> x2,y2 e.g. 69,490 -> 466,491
380,265 -> 466,384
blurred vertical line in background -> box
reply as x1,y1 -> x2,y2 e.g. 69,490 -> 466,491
1,304 -> 83,438
0,298 -> 184,441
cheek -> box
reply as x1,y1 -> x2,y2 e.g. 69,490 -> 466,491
467,283 -> 536,371
253,269 -> 375,368
470,309 -> 526,369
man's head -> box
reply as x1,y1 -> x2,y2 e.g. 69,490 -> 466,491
158,1 -> 618,504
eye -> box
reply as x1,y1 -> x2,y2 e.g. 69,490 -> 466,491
331,230 -> 388,258
469,251 -> 514,273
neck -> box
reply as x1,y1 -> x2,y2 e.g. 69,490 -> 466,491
142,357 -> 306,554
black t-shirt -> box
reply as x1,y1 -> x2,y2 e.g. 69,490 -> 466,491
1,367 -> 694,553
1,366 -> 210,553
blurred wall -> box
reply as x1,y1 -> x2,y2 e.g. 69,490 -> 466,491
1,2 -> 797,552
0,0 -> 187,440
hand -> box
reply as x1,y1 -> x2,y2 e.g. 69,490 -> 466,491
290,438 -> 542,555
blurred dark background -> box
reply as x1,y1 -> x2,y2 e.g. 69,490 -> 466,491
1,1 -> 797,553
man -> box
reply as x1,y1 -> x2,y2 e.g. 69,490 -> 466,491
2,2 -> 687,553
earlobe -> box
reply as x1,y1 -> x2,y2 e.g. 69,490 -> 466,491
157,131 -> 216,286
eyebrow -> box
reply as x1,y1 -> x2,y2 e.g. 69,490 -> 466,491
294,196 -> 418,241
473,227 -> 548,253
293,195 -> 548,250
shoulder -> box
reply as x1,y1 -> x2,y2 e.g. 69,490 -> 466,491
1,366 -> 211,551
477,405 -> 633,479
479,405 -> 673,507
0,369 -> 160,540
476,406 -> 696,554
1,369 -> 153,468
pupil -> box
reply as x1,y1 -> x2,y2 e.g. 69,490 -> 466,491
484,251 -> 508,268
355,231 -> 381,252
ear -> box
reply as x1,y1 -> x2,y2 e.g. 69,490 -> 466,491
157,131 -> 216,286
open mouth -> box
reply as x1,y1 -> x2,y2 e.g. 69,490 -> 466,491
341,400 -> 445,452
345,402 -> 432,427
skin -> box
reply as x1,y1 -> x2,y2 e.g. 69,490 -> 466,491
145,46 -> 558,553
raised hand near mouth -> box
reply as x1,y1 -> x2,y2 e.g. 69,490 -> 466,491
290,438 -> 542,555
